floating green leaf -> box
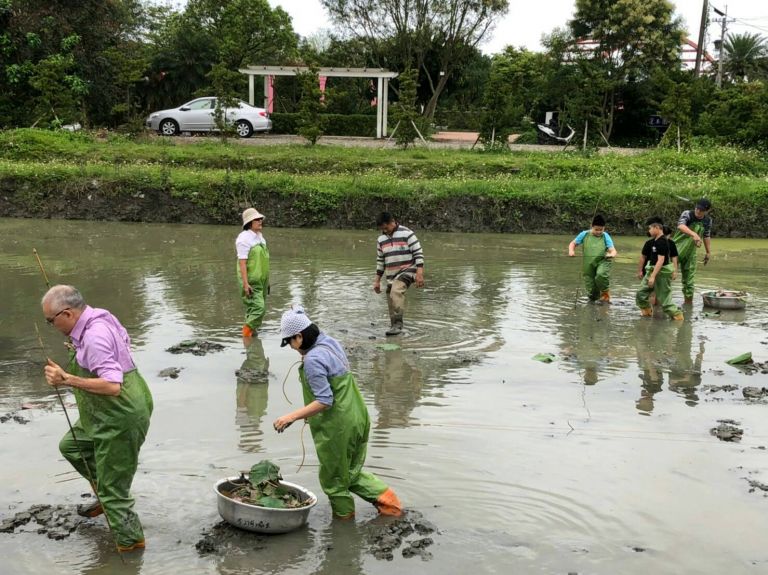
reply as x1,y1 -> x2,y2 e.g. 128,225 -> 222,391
532,353 -> 556,363
726,352 -> 753,366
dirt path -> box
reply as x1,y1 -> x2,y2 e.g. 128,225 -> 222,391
157,132 -> 647,154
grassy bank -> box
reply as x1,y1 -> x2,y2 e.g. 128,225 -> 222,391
1,129 -> 767,236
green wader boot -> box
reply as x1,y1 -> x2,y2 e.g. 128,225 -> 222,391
300,366 -> 390,517
582,233 -> 612,301
58,352 -> 153,548
636,264 -> 682,319
237,243 -> 270,333
672,220 -> 704,302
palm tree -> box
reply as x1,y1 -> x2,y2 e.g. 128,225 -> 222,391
722,32 -> 767,82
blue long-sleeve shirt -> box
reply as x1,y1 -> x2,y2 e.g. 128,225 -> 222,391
303,333 -> 349,406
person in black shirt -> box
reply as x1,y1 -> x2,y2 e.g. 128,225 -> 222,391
636,218 -> 684,320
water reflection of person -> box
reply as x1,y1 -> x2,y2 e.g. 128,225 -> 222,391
633,320 -> 678,415
312,515 -> 366,575
563,304 -> 616,387
235,337 -> 270,453
667,319 -> 703,407
369,347 -> 424,428
213,520 -> 314,574
79,537 -> 144,575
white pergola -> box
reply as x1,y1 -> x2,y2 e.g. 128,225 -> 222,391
239,66 -> 398,139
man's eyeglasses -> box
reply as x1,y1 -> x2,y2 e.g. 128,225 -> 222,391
46,308 -> 70,325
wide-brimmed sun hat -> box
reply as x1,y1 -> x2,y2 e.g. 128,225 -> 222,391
280,305 -> 313,347
242,207 -> 265,229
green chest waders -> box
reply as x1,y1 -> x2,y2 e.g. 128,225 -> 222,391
581,233 -> 612,300
237,243 -> 270,331
299,364 -> 388,517
59,352 -> 153,547
672,220 -> 704,299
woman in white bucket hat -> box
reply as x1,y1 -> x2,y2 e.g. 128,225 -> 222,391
235,208 -> 270,337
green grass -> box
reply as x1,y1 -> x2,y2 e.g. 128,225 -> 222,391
2,128 -> 767,179
1,129 -> 768,235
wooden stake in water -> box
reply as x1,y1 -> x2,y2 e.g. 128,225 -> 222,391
33,248 -> 51,288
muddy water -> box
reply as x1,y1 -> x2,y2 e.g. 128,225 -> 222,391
1,218 -> 767,574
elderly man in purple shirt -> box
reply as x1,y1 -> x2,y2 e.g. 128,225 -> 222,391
42,285 -> 153,552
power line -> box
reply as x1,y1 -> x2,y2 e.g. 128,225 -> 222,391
731,18 -> 768,35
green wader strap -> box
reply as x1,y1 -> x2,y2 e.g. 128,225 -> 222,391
672,220 -> 704,262
582,232 -> 607,271
237,243 -> 270,289
66,350 -> 153,436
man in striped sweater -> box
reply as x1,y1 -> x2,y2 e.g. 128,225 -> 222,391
373,212 -> 425,336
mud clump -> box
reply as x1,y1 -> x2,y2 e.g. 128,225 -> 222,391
0,412 -> 29,424
0,504 -> 88,539
701,384 -> 739,394
747,480 -> 768,496
710,420 -> 743,442
742,387 -> 768,400
235,366 -> 269,385
159,367 -> 182,379
195,521 -> 266,555
366,510 -> 437,561
166,340 -> 225,356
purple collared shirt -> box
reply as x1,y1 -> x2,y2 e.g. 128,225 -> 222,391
69,306 -> 136,384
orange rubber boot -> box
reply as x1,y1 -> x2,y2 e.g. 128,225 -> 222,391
242,325 -> 254,338
599,290 -> 611,303
375,488 -> 403,517
672,311 -> 684,321
639,307 -> 653,317
117,539 -> 145,552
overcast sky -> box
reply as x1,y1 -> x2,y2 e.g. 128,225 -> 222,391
265,0 -> 768,55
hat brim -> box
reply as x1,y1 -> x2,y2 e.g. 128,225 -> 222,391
243,216 -> 264,230
280,336 -> 292,347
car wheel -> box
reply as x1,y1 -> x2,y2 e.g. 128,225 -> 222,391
236,120 -> 253,138
159,119 -> 179,136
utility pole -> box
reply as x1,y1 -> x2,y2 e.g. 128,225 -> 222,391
694,0 -> 709,77
713,5 -> 734,87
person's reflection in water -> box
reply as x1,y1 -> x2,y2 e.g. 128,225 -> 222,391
565,305 -> 619,387
79,534 -> 144,575
369,347 -> 424,429
213,519 -> 314,574
312,514 -> 366,575
667,319 -> 703,407
583,364 -> 599,386
634,320 -> 679,415
235,337 -> 270,453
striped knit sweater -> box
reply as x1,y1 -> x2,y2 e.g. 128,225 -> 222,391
376,225 -> 424,282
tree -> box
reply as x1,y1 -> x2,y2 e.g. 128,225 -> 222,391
320,0 -> 508,119
657,79 -> 692,150
567,0 -> 684,142
392,67 -> 420,148
723,32 -> 767,83
146,0 -> 297,111
296,67 -> 325,145
209,62 -> 242,141
697,82 -> 768,148
0,0 -> 146,127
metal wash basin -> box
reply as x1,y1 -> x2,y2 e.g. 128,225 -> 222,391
215,476 -> 317,534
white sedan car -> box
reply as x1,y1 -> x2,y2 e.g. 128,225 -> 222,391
146,97 -> 272,138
